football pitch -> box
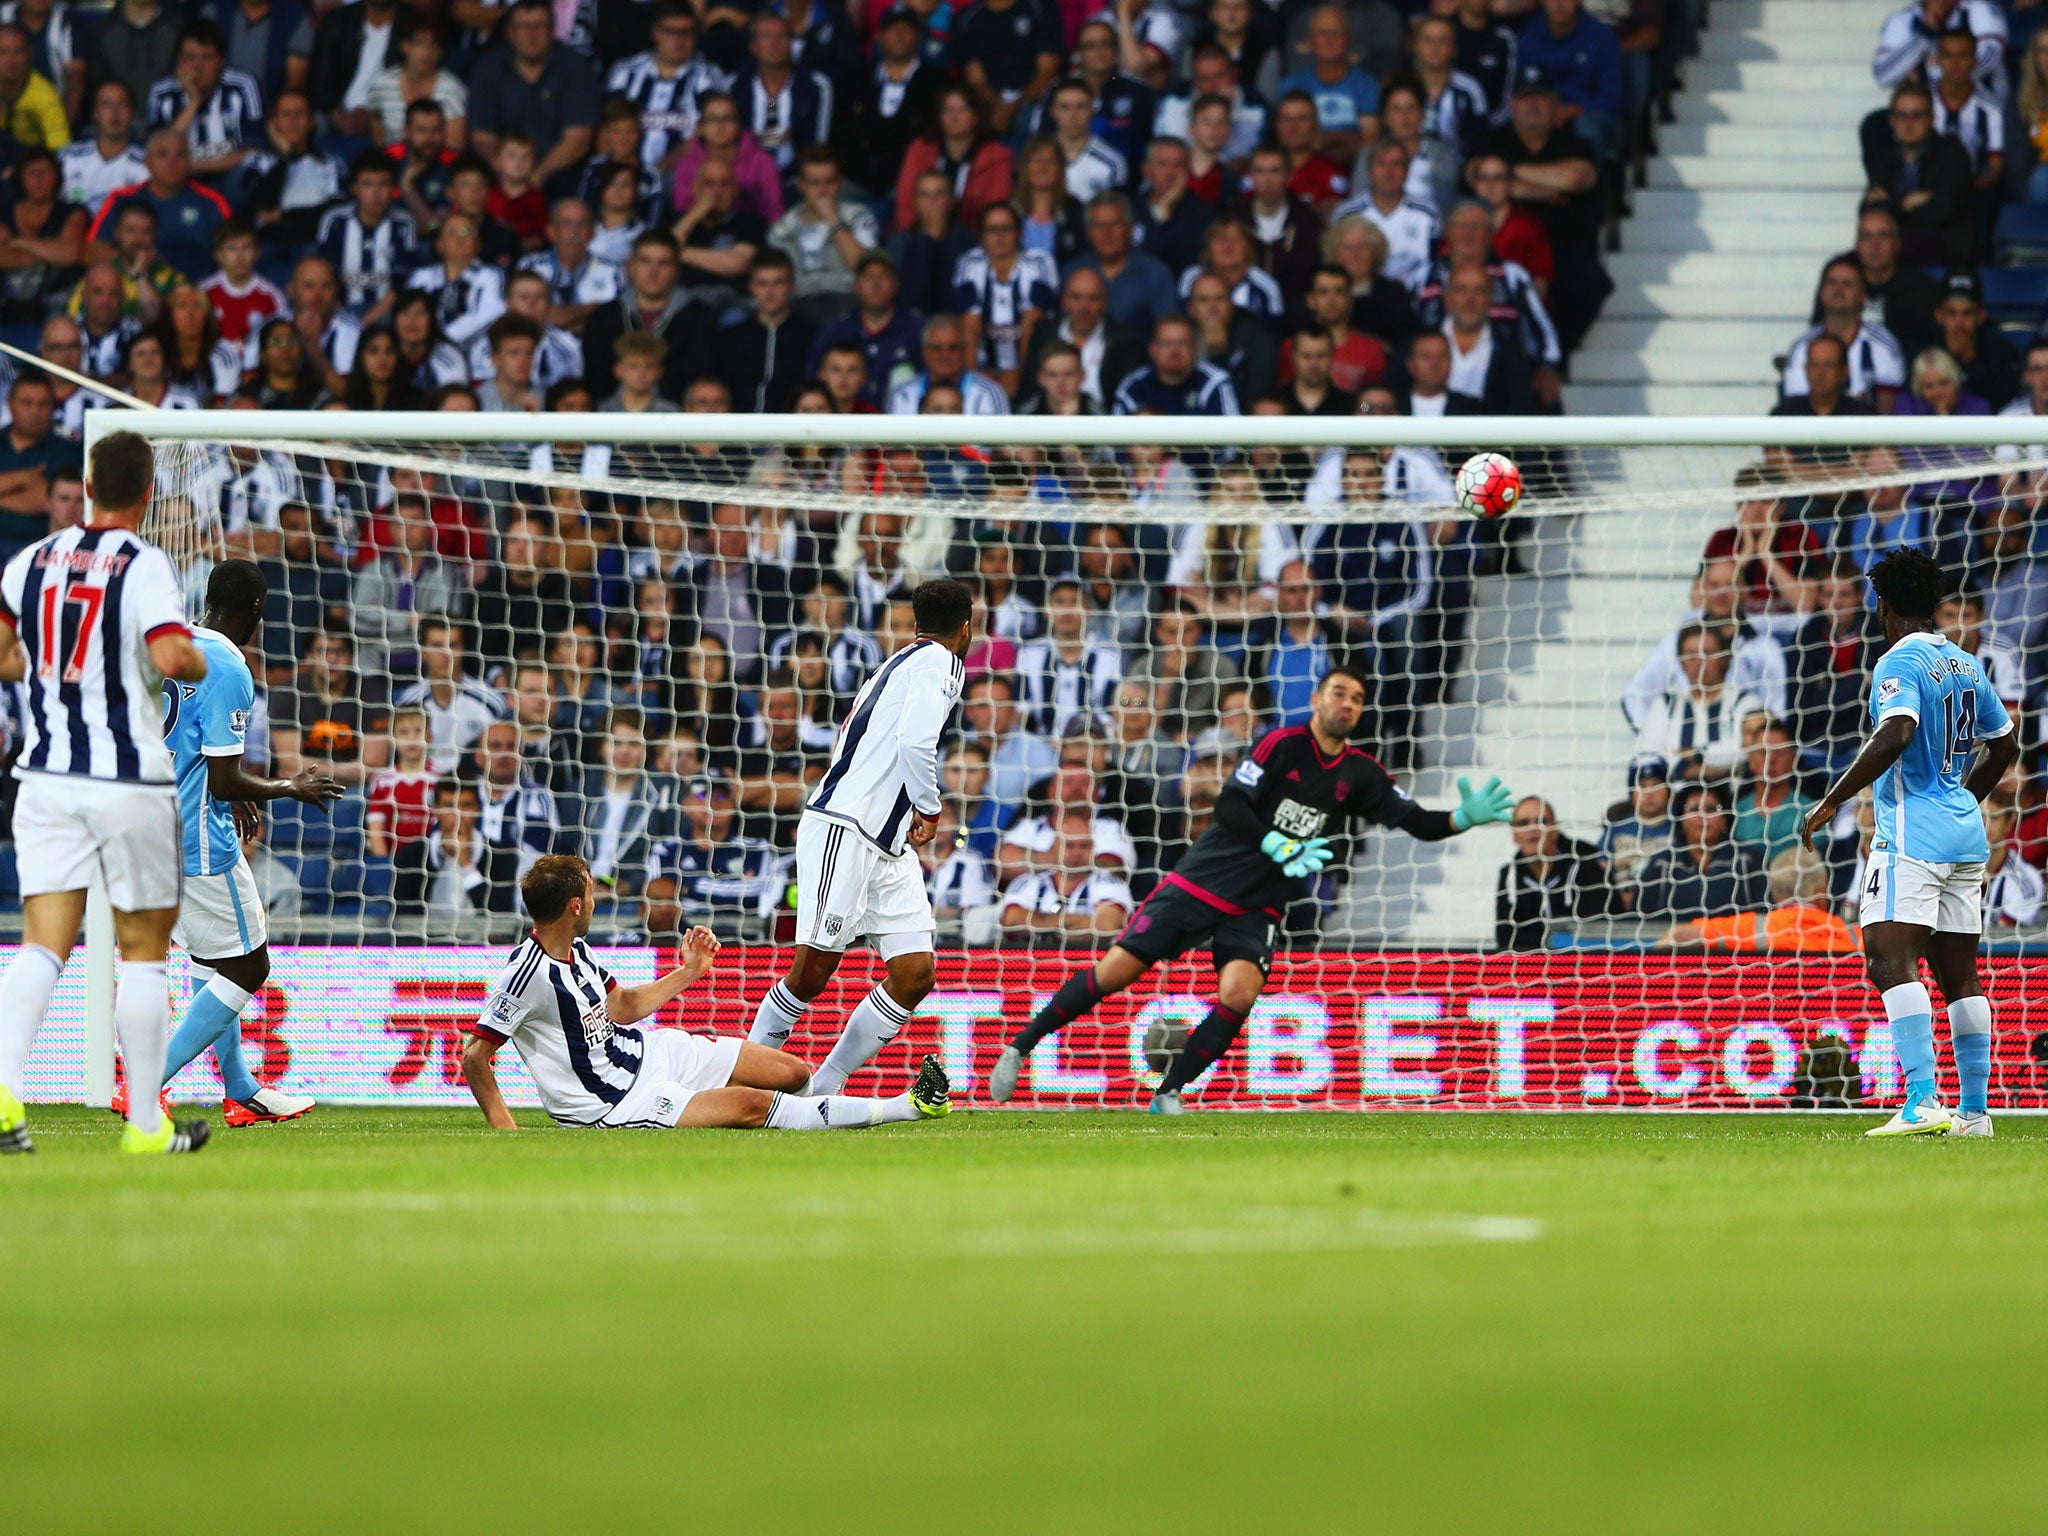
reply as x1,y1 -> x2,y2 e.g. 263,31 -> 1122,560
9,1108 -> 2048,1533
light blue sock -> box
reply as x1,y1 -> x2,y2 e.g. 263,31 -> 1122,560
1950,995 -> 1993,1116
1883,982 -> 1937,1095
164,976 -> 260,1102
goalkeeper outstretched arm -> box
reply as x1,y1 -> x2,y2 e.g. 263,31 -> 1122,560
1212,769 -> 1514,861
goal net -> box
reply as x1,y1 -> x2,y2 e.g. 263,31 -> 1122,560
31,410 -> 2048,1112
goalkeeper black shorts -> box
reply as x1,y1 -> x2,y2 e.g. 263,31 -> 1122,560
1112,878 -> 1279,974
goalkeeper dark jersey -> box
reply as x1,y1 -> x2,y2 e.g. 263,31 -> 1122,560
1169,724 -> 1456,915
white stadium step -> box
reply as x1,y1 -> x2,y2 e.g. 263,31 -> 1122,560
1711,0 -> 1900,33
1573,358 -> 1784,389
1620,218 -> 1852,253
1695,30 -> 1861,63
1628,186 -> 1859,224
1685,89 -> 1883,126
1657,121 -> 1867,159
1646,156 -> 1862,192
1688,59 -> 1882,92
1560,383 -> 1781,415
1604,282 -> 1812,321
1604,249 -> 1831,289
1579,317 -> 1803,355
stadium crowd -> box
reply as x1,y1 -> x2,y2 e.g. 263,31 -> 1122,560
1490,0 -> 2048,955
0,0 -> 1684,943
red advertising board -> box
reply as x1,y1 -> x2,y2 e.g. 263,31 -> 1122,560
665,948 -> 2048,1111
15,946 -> 2047,1110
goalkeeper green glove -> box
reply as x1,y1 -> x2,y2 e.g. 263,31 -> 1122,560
1450,775 -> 1515,832
1260,830 -> 1333,878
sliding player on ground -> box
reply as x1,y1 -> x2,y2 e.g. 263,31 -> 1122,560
990,667 -> 1517,1113
122,559 -> 342,1127
0,430 -> 213,1155
744,579 -> 974,1095
460,854 -> 951,1130
1802,549 -> 2017,1138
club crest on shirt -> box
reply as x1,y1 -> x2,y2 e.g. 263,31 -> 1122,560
1334,780 -> 1352,803
824,915 -> 844,937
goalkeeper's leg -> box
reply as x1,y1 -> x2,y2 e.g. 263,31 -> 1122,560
1152,959 -> 1268,1105
991,946 -> 1152,1103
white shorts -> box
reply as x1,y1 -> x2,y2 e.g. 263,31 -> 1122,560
173,861 -> 267,960
1862,854 -> 1986,934
12,773 -> 182,911
602,1029 -> 745,1128
794,811 -> 934,959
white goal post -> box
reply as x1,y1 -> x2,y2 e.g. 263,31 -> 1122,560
60,407 -> 2048,1112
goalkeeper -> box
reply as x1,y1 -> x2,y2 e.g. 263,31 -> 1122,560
989,668 -> 1515,1113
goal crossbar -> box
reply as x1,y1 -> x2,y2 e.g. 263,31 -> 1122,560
86,410 -> 2048,452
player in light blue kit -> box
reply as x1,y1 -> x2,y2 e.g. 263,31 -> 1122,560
1803,550 -> 2019,1138
118,561 -> 342,1128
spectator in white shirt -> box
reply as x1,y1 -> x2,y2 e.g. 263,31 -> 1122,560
59,78 -> 147,209
148,19 -> 264,179
1015,577 -> 1124,735
999,808 -> 1135,946
1332,138 -> 1439,289
1982,796 -> 2043,927
1048,76 -> 1128,201
766,144 -> 877,327
1872,0 -> 2006,104
406,212 -> 507,345
1781,258 -> 1905,410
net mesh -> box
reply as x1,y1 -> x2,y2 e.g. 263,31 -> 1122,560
99,422 -> 2048,1111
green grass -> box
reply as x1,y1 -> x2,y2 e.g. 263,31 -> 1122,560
8,1107 -> 2048,1534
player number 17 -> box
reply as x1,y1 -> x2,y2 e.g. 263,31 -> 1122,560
37,583 -> 102,683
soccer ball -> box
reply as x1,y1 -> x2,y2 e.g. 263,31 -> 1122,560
1456,452 -> 1522,519
1143,1017 -> 1191,1074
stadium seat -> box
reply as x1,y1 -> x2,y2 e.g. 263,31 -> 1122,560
1996,204 -> 2048,266
264,798 -> 332,856
1979,266 -> 2048,328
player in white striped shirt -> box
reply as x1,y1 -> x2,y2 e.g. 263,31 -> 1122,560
0,431 -> 215,1155
461,854 -> 950,1131
747,580 -> 973,1097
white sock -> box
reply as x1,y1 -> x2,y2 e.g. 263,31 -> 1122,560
0,944 -> 63,1094
748,981 -> 809,1049
764,1090 -> 918,1130
1949,995 -> 1993,1036
115,961 -> 170,1134
808,985 -> 913,1096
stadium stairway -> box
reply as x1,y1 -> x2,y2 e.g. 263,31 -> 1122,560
1568,0 -> 1890,417
1337,0 -> 1892,946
